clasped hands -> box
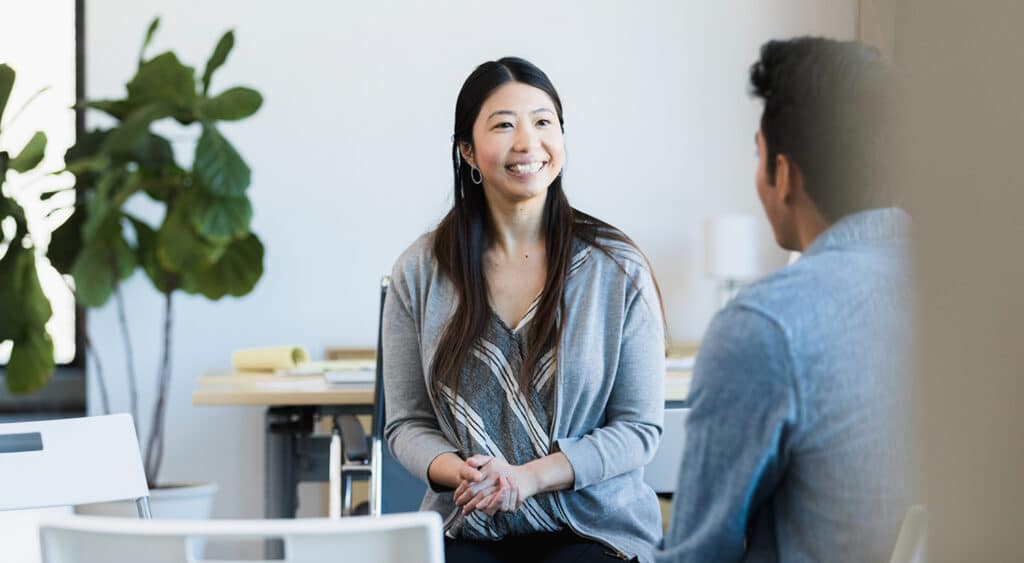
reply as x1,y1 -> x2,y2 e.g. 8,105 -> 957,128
453,454 -> 537,517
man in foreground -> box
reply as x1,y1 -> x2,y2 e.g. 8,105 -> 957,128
657,37 -> 912,562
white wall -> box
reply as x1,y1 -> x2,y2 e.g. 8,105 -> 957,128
84,0 -> 855,531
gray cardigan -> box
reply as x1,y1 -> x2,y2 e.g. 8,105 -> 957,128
383,233 -> 666,562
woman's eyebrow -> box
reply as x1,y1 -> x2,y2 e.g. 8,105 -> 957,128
486,107 -> 555,120
486,109 -> 517,120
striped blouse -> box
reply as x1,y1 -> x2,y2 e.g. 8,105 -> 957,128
438,244 -> 591,540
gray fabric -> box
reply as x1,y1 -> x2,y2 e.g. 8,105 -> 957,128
440,293 -> 565,540
384,233 -> 666,562
656,208 -> 914,563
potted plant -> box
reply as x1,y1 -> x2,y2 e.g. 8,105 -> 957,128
1,17 -> 265,516
0,65 -> 56,393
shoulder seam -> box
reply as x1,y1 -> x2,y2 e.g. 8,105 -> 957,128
724,303 -> 802,434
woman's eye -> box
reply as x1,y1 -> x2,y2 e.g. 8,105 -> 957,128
536,119 -> 551,127
494,122 -> 513,130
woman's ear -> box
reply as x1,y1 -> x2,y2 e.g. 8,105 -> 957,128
459,142 -> 476,169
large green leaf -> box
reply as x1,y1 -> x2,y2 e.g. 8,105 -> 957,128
0,243 -> 25,341
182,232 -> 263,299
48,208 -> 84,274
63,155 -> 109,176
190,187 -> 252,243
100,103 -> 172,156
6,330 -> 55,394
71,230 -> 135,307
8,131 -> 46,172
81,169 -> 124,241
127,52 -> 197,112
194,122 -> 250,196
139,165 -> 186,202
1,245 -> 56,394
156,200 -> 225,273
17,250 -> 53,329
129,215 -> 175,293
0,193 -> 27,234
65,128 -> 109,166
0,64 -> 15,128
201,30 -> 234,96
82,99 -> 135,121
198,87 -> 262,121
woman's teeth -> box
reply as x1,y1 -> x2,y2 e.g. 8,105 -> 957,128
508,162 -> 544,174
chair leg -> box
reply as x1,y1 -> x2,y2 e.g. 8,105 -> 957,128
342,472 -> 354,517
136,497 -> 152,519
329,420 -> 342,519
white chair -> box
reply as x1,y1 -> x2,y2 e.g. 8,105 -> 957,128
890,505 -> 927,563
0,414 -> 151,517
38,511 -> 444,563
644,407 -> 689,494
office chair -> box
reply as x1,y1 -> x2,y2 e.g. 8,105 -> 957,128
0,413 -> 151,518
332,276 -> 426,517
38,511 -> 444,563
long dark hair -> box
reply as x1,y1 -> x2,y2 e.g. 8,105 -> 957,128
432,56 -> 661,396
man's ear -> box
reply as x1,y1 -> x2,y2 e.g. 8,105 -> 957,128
459,142 -> 476,169
774,153 -> 803,205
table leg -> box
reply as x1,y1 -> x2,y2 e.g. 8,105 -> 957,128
264,407 -> 299,558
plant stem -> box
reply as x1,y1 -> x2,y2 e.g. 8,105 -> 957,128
83,333 -> 111,415
143,290 -> 173,486
65,276 -> 111,415
112,281 -> 139,428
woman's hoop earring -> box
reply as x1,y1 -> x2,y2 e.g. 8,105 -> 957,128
470,167 -> 483,185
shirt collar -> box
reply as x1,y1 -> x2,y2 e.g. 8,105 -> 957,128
803,207 -> 911,257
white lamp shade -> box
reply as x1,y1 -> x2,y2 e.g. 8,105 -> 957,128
705,214 -> 761,281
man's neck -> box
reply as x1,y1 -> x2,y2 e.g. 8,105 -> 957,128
793,207 -> 832,252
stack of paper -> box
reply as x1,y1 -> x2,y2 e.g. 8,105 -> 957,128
232,346 -> 310,372
324,370 -> 375,385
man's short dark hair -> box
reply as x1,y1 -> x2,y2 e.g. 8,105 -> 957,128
750,37 -> 895,221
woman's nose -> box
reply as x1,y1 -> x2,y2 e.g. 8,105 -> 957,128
512,125 -> 539,151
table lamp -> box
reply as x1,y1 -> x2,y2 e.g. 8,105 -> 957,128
705,214 -> 761,307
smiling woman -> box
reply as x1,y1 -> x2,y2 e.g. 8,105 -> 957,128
0,0 -> 84,419
382,57 -> 668,563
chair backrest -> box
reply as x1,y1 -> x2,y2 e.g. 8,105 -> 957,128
889,505 -> 927,563
644,407 -> 689,494
371,275 -> 389,440
39,511 -> 444,563
367,275 -> 427,514
0,414 -> 149,511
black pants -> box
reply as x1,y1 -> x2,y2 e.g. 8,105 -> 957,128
444,530 -> 638,563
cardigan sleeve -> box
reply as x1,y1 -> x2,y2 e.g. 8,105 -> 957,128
555,264 -> 666,490
382,261 -> 459,488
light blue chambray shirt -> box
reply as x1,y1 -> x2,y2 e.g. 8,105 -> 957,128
656,208 -> 914,563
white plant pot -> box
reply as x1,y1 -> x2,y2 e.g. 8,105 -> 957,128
76,482 -> 218,519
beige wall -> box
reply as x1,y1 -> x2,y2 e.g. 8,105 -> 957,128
900,2 -> 1024,561
858,0 -> 897,60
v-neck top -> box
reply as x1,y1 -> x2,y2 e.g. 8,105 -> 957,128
436,240 -> 591,540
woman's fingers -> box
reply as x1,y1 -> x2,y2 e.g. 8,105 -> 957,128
457,463 -> 484,483
453,481 -> 474,506
466,454 -> 493,468
462,488 -> 495,516
482,486 -> 507,516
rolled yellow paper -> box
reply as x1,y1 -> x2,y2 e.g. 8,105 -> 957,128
231,346 -> 310,371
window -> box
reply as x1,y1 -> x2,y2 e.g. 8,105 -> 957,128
0,0 -> 84,416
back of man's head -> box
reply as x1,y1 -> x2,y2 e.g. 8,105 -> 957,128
750,37 -> 895,222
